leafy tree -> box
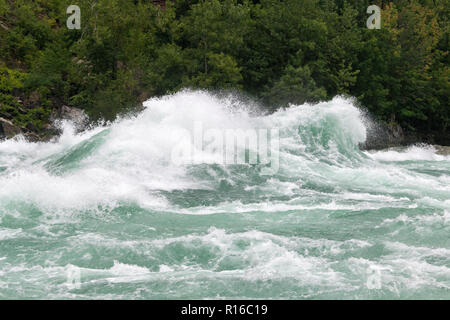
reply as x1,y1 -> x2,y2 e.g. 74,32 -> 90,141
264,65 -> 326,108
0,0 -> 448,142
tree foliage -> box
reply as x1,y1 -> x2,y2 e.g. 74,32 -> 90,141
0,0 -> 448,139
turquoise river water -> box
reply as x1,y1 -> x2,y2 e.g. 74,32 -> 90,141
0,91 -> 449,299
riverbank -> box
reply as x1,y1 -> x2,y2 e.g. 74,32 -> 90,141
0,104 -> 89,142
361,121 -> 450,150
1,1 -> 448,151
1,99 -> 449,150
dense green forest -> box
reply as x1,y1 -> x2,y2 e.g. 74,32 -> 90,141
0,0 -> 448,143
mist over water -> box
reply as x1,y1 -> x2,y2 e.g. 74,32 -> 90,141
0,90 -> 449,299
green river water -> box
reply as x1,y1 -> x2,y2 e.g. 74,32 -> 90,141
0,91 -> 449,299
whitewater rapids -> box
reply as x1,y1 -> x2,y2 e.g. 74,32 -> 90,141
0,90 -> 448,299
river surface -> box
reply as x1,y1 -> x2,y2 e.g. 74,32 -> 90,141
0,91 -> 449,299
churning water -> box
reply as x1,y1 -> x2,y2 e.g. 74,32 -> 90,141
0,91 -> 449,299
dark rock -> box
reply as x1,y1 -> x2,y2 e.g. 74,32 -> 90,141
361,119 -> 450,150
25,91 -> 41,107
25,122 -> 39,132
435,146 -> 450,155
0,111 -> 12,119
23,132 -> 40,142
0,117 -> 22,138
0,21 -> 9,31
50,105 -> 88,132
361,121 -> 405,150
17,105 -> 27,114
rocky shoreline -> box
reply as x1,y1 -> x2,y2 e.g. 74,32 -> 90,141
360,121 -> 450,150
1,104 -> 449,150
0,105 -> 88,142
